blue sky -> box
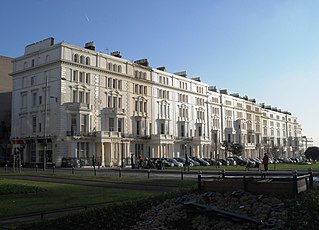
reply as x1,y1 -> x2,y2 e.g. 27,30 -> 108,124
1,0 -> 318,145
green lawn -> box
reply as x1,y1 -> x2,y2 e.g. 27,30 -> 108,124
0,178 -> 157,217
0,171 -> 196,188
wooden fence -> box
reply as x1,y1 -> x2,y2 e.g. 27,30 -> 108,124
198,169 -> 314,196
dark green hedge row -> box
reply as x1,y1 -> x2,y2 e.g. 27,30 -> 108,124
17,188 -> 194,230
0,184 -> 46,195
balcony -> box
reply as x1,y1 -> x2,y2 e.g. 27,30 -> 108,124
192,135 -> 211,144
225,128 -> 236,134
175,136 -> 193,141
177,117 -> 188,122
92,132 -> 133,139
157,114 -> 170,120
101,131 -> 123,138
20,107 -> 28,114
65,102 -> 91,111
195,119 -> 205,124
133,111 -> 148,117
135,135 -> 151,140
151,134 -> 174,141
245,143 -> 256,149
66,131 -> 96,137
103,108 -> 126,115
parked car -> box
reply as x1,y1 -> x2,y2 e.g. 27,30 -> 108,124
174,157 -> 194,167
190,157 -> 210,166
203,158 -> 221,166
188,158 -> 200,166
226,157 -> 237,166
151,158 -> 175,168
166,158 -> 183,167
219,158 -> 230,166
233,156 -> 248,166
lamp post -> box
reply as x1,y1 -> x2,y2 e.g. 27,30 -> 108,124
121,139 -> 124,168
43,75 -> 48,171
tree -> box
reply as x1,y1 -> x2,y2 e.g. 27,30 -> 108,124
305,146 -> 319,161
222,141 -> 244,157
232,143 -> 244,156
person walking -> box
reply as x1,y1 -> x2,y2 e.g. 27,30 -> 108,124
262,153 -> 269,171
130,153 -> 135,169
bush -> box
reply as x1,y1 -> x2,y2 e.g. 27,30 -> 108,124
17,189 -> 194,230
0,184 -> 46,195
305,147 -> 319,161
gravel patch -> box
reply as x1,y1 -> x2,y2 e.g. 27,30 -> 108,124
132,191 -> 288,230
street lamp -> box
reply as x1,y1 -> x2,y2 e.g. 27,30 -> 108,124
43,95 -> 57,171
121,139 -> 124,168
43,75 -> 48,171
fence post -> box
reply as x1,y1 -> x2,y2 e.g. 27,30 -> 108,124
72,166 -> 75,175
148,169 -> 150,179
308,168 -> 313,188
222,169 -> 225,179
52,165 -> 55,175
243,176 -> 247,192
5,164 -> 7,173
119,167 -> 122,177
198,171 -> 202,191
181,168 -> 184,180
293,170 -> 298,195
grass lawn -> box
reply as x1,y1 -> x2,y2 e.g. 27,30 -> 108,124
0,178 -> 157,217
0,171 -> 197,188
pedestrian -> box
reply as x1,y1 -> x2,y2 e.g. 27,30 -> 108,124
130,153 -> 134,169
137,155 -> 143,169
184,153 -> 190,171
262,153 -> 269,171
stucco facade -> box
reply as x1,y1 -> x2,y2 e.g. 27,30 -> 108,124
0,56 -> 12,162
11,38 -> 305,167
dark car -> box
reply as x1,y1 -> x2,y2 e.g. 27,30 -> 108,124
166,158 -> 183,167
190,157 -> 210,166
188,158 -> 200,166
174,157 -> 194,167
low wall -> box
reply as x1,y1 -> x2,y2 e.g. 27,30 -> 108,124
201,174 -> 311,196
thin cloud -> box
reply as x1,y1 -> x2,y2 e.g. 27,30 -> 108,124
85,14 -> 90,22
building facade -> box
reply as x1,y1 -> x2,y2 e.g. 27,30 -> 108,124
0,55 -> 12,162
11,38 -> 305,167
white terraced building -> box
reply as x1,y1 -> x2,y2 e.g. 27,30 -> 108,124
11,38 -> 306,167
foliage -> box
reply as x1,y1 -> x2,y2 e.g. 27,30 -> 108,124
0,183 -> 46,195
222,141 -> 244,156
17,189 -> 194,230
17,187 -> 319,230
305,146 -> 319,160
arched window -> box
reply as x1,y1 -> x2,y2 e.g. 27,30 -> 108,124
108,63 -> 112,70
80,55 -> 85,64
85,57 -> 90,65
118,65 -> 122,73
113,64 -> 117,72
45,55 -> 50,63
74,54 -> 79,62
